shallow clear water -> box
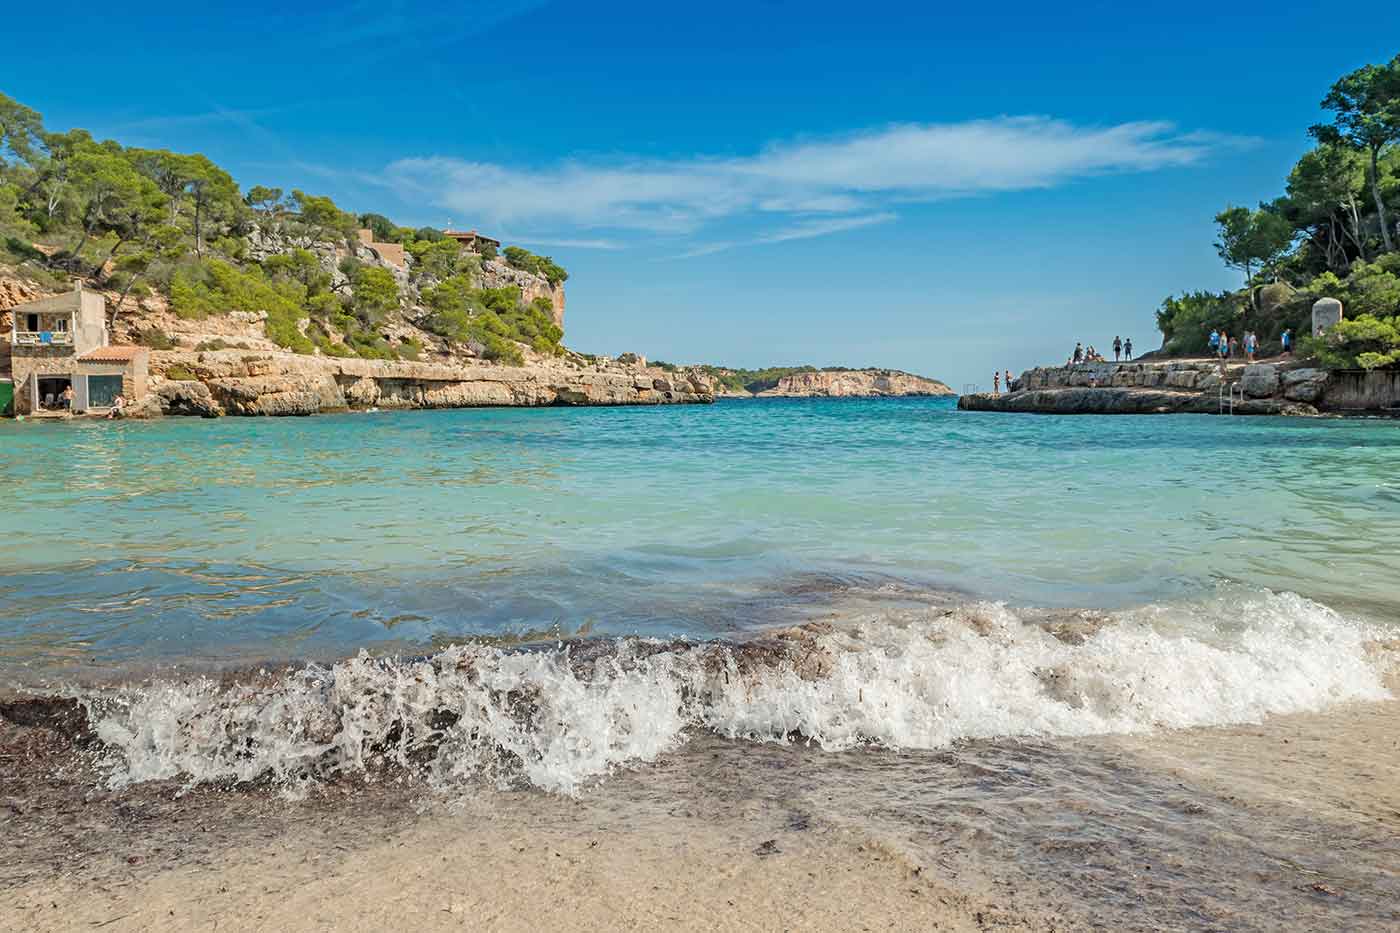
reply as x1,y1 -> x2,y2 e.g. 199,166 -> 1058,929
2,397 -> 1399,677
6,398 -> 1400,930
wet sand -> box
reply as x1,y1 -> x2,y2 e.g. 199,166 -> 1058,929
3,691 -> 1397,932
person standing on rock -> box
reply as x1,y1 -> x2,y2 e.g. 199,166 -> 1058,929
1124,337 -> 1133,360
1113,336 -> 1122,361
993,371 -> 1001,395
1004,370 -> 1013,392
1073,343 -> 1084,364
1281,329 -> 1292,358
1208,329 -> 1220,357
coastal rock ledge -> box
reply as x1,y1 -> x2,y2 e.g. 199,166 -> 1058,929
956,360 -> 1400,416
754,369 -> 955,398
134,350 -> 715,417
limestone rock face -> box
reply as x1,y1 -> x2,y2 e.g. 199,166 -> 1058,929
144,349 -> 714,417
478,260 -> 565,329
959,386 -> 1315,417
156,380 -> 224,417
120,395 -> 165,419
756,369 -> 954,398
1240,364 -> 1280,399
1281,368 -> 1328,403
958,359 -> 1334,417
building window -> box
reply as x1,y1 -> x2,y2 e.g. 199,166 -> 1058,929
88,375 -> 124,408
26,313 -> 38,332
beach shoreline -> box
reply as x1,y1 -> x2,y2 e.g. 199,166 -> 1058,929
4,691 -> 1397,932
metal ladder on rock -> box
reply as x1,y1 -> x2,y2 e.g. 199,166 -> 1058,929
1218,379 -> 1244,415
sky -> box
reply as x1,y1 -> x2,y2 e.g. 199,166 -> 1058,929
5,1 -> 1400,388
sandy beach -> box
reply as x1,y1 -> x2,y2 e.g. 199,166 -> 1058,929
5,681 -> 1397,933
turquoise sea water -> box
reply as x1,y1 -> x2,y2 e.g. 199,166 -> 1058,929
2,398 -> 1399,679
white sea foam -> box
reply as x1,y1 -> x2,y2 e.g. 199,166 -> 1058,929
85,591 -> 1394,795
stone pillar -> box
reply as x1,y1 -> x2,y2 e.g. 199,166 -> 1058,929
1312,297 -> 1343,337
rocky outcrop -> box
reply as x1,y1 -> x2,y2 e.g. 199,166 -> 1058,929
1281,368 -> 1327,403
155,379 -> 224,417
756,369 -> 954,398
478,261 -> 565,329
962,360 -> 1333,416
961,386 -> 1315,416
1239,364 -> 1280,399
143,350 -> 714,417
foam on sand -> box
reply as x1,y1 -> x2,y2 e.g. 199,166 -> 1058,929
84,590 -> 1393,795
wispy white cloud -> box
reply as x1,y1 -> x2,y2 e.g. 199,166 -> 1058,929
756,212 -> 898,244
313,0 -> 551,58
386,116 -> 1234,251
499,235 -> 625,251
105,107 -> 287,135
671,212 -> 898,259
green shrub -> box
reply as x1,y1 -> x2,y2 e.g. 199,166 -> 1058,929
418,276 -> 556,364
164,364 -> 197,381
1293,257 -> 1400,369
358,213 -> 399,242
137,328 -> 176,350
1154,291 -> 1242,354
502,246 -> 567,285
350,265 -> 399,324
170,259 -> 313,354
700,365 -> 817,393
407,238 -> 476,279
3,235 -> 44,262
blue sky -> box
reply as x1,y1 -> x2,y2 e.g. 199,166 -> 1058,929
5,2 -> 1400,387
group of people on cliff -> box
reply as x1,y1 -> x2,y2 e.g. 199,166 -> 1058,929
1069,337 -> 1133,366
1208,328 -> 1292,365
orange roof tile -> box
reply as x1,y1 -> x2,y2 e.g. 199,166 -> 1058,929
79,346 -> 147,362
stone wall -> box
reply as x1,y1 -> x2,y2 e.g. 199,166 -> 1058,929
10,347 -> 77,414
77,359 -> 148,406
1321,369 -> 1400,412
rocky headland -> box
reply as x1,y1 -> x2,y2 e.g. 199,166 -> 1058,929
720,368 -> 954,399
2,255 -> 715,418
141,349 -> 714,417
959,359 -> 1400,416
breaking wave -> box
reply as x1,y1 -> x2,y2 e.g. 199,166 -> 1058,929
82,591 -> 1394,795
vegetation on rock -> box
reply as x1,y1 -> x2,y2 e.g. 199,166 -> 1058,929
502,246 -> 568,286
0,91 -> 566,364
1156,53 -> 1400,369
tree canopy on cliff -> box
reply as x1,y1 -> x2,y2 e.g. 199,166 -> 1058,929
0,90 -> 564,363
1155,53 -> 1400,368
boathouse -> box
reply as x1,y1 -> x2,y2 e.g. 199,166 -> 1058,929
8,283 -> 148,416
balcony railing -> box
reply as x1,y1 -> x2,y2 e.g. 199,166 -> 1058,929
12,331 -> 74,346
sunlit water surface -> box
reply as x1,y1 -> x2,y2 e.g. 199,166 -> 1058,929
2,397 -> 1399,677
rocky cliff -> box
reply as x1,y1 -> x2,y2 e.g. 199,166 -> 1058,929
958,360 -> 1347,416
138,349 -> 714,417
754,369 -> 954,398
